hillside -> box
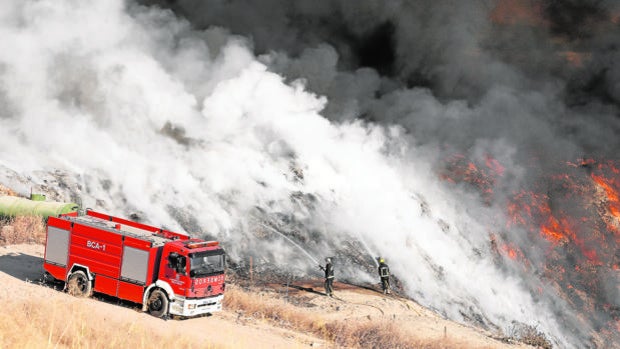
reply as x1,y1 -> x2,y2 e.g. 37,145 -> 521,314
0,242 -> 538,349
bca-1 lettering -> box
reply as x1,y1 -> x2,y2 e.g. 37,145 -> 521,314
87,240 -> 106,251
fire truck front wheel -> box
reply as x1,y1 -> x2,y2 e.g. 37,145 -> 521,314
67,271 -> 92,297
147,289 -> 169,318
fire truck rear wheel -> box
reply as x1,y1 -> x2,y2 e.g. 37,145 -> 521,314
147,289 -> 169,318
67,271 -> 92,297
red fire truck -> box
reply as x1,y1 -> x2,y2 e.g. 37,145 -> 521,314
43,209 -> 226,318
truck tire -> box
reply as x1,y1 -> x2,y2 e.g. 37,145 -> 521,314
147,289 -> 169,318
67,271 -> 92,297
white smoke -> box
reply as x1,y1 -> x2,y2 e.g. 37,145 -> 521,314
3,1 -> 617,348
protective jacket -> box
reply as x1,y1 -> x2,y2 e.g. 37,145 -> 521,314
324,263 -> 334,279
378,262 -> 390,279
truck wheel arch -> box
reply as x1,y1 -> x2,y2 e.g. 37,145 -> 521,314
66,270 -> 93,297
67,264 -> 93,281
142,280 -> 173,312
146,288 -> 169,318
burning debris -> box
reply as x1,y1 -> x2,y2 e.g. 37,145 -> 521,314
442,156 -> 620,347
439,153 -> 505,204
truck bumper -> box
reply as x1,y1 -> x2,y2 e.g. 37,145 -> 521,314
169,294 -> 223,317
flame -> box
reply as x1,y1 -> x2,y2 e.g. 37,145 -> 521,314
485,154 -> 505,176
441,156 -> 620,345
489,233 -> 529,268
592,175 -> 620,202
507,190 -> 571,244
591,174 -> 620,220
540,215 -> 569,243
500,242 -> 528,265
440,154 -> 504,203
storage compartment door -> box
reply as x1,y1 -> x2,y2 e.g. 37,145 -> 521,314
45,227 -> 70,266
120,246 -> 149,285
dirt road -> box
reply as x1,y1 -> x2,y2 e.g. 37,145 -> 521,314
0,244 -> 325,348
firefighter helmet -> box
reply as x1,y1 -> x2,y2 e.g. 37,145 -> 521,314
325,257 -> 332,263
378,257 -> 385,263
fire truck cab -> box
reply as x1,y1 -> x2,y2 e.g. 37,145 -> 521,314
43,210 -> 226,318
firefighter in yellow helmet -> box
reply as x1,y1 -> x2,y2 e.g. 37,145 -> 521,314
377,257 -> 391,294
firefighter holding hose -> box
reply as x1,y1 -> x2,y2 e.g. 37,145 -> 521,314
377,257 -> 391,294
319,257 -> 335,297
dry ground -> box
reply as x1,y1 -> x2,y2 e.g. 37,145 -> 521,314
0,243 -> 536,349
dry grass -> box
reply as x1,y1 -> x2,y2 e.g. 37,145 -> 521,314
508,324 -> 553,349
223,284 -> 479,349
0,215 -> 46,246
0,184 -> 46,246
0,184 -> 16,196
0,297 -> 219,349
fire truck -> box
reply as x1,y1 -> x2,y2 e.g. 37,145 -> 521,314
43,209 -> 226,318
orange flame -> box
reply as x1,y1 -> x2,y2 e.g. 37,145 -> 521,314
592,174 -> 620,202
440,154 -> 505,203
485,154 -> 505,176
540,216 -> 569,243
500,242 -> 527,264
447,157 -> 617,265
591,171 -> 620,245
468,159 -> 619,345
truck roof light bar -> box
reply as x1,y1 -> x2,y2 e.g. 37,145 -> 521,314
185,241 -> 219,249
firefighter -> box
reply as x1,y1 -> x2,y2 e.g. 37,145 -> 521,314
377,257 -> 391,294
319,257 -> 334,297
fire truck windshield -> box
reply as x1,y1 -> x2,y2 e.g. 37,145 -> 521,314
189,251 -> 225,277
